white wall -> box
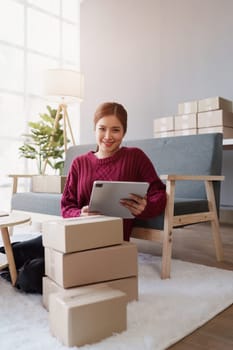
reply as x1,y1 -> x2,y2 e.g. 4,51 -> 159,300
80,0 -> 233,207
80,0 -> 160,143
80,0 -> 233,142
159,0 -> 233,116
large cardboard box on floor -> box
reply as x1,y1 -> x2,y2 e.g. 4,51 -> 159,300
42,216 -> 123,253
174,113 -> 197,130
32,175 -> 66,193
153,116 -> 174,132
198,96 -> 232,113
49,286 -> 127,347
178,100 -> 198,115
197,110 -> 233,128
43,275 -> 138,310
198,126 -> 233,139
45,242 -> 138,288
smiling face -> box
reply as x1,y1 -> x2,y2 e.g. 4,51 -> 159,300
95,115 -> 125,158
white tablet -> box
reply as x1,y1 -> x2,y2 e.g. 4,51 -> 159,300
89,181 -> 149,219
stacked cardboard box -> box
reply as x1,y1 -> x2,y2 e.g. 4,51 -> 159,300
49,285 -> 127,347
42,215 -> 138,347
153,116 -> 175,138
174,113 -> 198,136
153,96 -> 233,139
175,100 -> 198,136
197,97 -> 233,139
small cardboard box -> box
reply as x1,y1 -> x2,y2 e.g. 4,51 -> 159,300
178,100 -> 198,115
45,242 -> 138,288
42,216 -> 123,253
197,110 -> 233,128
49,286 -> 127,347
198,126 -> 233,139
32,175 -> 66,193
174,113 -> 197,130
154,130 -> 175,138
43,275 -> 138,310
153,116 -> 174,132
198,97 -> 232,113
174,129 -> 197,136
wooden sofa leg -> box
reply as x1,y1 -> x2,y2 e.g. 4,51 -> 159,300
161,180 -> 175,279
210,218 -> 224,261
161,227 -> 173,279
205,180 -> 224,261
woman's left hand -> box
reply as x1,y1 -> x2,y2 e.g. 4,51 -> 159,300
120,194 -> 147,216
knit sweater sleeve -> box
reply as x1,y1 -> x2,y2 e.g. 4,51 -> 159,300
61,158 -> 82,218
132,148 -> 166,219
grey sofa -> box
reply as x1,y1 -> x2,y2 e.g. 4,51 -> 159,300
11,133 -> 223,217
11,133 -> 224,278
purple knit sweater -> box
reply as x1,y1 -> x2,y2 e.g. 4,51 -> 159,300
61,147 -> 166,241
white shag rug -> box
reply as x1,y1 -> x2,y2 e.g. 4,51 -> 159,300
1,246 -> 233,350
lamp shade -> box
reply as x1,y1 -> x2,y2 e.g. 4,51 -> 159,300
43,68 -> 84,103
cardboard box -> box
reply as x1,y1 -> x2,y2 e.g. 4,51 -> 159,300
197,110 -> 233,128
49,286 -> 127,347
174,113 -> 197,130
32,175 -> 66,193
43,275 -> 138,310
178,100 -> 198,115
45,242 -> 138,288
198,126 -> 233,139
42,216 -> 123,253
153,116 -> 174,132
198,97 -> 232,113
154,130 -> 175,138
174,129 -> 197,136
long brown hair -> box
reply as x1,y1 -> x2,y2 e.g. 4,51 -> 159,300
94,102 -> 127,134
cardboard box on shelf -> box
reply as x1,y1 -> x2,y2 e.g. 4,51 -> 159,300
154,130 -> 175,138
45,242 -> 138,288
32,175 -> 66,193
174,129 -> 197,136
198,126 -> 233,139
178,100 -> 198,115
197,110 -> 233,128
198,97 -> 232,113
174,113 -> 197,130
49,286 -> 127,347
153,116 -> 174,132
42,216 -> 123,253
43,275 -> 138,310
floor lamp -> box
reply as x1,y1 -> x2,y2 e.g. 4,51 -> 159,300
43,68 -> 84,174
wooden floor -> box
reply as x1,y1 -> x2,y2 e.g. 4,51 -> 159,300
133,222 -> 233,350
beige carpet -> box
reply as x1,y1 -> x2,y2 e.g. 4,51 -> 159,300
0,249 -> 233,350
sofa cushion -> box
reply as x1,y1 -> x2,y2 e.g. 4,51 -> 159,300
11,193 -> 62,216
134,198 -> 209,230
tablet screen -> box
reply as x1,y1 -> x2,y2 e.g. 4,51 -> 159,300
89,181 -> 149,218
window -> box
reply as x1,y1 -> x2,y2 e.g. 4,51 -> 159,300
0,0 -> 80,209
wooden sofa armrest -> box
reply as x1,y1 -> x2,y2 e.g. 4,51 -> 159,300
8,174 -> 35,194
160,174 -> 224,181
160,173 -> 225,230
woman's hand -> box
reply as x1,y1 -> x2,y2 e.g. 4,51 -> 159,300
120,194 -> 147,217
80,206 -> 100,216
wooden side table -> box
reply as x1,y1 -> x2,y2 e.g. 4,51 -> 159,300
0,212 -> 31,286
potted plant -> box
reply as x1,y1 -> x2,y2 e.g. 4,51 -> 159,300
19,105 -> 68,193
19,105 -> 68,175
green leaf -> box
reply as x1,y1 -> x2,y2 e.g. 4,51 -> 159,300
18,105 -> 68,174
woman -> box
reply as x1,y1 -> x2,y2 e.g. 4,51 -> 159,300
0,102 -> 166,293
61,102 -> 166,241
